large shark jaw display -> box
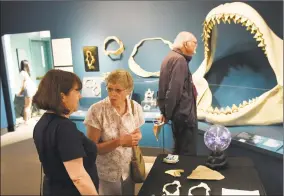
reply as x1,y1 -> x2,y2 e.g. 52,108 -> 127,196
192,2 -> 283,126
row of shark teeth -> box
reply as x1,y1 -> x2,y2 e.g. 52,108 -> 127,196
201,13 -> 267,59
199,97 -> 259,115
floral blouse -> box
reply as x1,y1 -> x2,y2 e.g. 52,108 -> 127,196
83,97 -> 145,182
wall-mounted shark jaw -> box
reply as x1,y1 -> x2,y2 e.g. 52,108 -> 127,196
193,2 -> 283,126
128,37 -> 173,78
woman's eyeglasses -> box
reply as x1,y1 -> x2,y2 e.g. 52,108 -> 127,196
106,87 -> 126,94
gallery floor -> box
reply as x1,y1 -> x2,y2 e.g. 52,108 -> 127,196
1,118 -> 156,195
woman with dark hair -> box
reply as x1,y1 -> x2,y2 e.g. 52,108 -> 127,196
33,69 -> 99,196
17,60 -> 37,124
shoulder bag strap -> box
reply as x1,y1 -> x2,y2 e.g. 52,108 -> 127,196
130,100 -> 135,116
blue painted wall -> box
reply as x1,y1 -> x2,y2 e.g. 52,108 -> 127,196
1,80 -> 8,129
1,1 -> 283,125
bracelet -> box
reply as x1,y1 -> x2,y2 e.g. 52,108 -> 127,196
128,37 -> 173,78
103,36 -> 124,56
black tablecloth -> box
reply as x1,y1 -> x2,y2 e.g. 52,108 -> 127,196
138,154 -> 266,196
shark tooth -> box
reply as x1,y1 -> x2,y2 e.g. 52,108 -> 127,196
232,104 -> 238,113
235,15 -> 241,20
204,41 -> 209,47
203,32 -> 208,40
224,14 -> 230,21
241,17 -> 248,26
246,20 -> 253,27
234,15 -> 242,23
214,107 -> 220,114
216,17 -> 221,24
242,100 -> 248,106
246,25 -> 252,31
225,106 -> 232,114
250,25 -> 258,34
239,103 -> 243,108
229,14 -> 235,20
241,17 -> 248,23
221,16 -> 226,23
220,107 -> 225,114
207,27 -> 211,33
254,31 -> 262,38
224,14 -> 230,24
256,36 -> 263,42
249,99 -> 252,104
211,18 -> 216,25
258,42 -> 265,47
206,34 -> 210,38
236,18 -> 242,24
205,46 -> 210,52
251,25 -> 258,31
209,22 -> 214,29
264,50 -> 268,56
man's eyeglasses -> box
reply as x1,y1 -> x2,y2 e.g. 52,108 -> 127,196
106,87 -> 126,94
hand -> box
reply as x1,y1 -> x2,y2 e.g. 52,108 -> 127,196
131,129 -> 142,144
119,134 -> 138,147
156,114 -> 168,124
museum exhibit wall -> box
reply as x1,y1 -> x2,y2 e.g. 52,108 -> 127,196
0,1 -> 282,129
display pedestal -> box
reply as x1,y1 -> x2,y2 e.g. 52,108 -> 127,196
205,151 -> 228,170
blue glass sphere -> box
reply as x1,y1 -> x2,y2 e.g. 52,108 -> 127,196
204,124 -> 232,152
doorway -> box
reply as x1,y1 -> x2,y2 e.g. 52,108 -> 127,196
1,31 -> 53,127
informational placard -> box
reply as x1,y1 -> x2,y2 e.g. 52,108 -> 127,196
81,77 -> 103,98
234,132 -> 283,152
222,188 -> 260,196
51,38 -> 73,66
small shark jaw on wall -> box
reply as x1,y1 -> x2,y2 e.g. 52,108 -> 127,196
192,2 -> 283,126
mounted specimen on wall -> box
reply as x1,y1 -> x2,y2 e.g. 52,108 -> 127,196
103,36 -> 124,61
81,77 -> 103,98
83,46 -> 100,72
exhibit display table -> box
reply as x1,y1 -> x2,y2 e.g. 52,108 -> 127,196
138,154 -> 266,196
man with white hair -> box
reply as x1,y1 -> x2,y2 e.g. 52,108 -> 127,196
157,31 -> 198,155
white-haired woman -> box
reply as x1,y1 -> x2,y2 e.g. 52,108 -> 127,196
84,69 -> 144,195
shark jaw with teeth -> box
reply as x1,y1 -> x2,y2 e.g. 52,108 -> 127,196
193,2 -> 283,126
